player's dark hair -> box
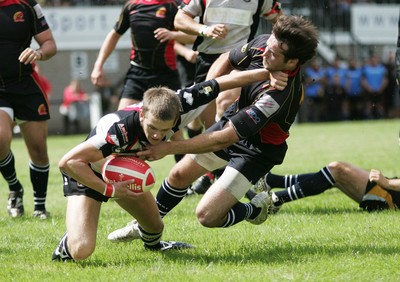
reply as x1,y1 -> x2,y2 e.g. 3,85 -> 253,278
273,15 -> 319,65
142,87 -> 181,122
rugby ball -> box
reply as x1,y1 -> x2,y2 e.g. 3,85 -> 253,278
102,156 -> 156,193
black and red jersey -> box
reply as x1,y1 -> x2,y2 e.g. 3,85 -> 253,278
227,34 -> 304,146
0,0 -> 49,86
114,0 -> 179,71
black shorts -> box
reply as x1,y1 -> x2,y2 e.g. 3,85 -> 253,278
209,117 -> 288,185
0,76 -> 50,121
61,171 -> 109,203
194,53 -> 221,84
120,64 -> 180,101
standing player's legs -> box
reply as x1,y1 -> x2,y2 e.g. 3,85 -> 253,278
0,108 -> 24,217
19,120 -> 50,217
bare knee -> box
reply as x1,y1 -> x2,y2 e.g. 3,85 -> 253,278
327,161 -> 348,179
167,158 -> 198,188
68,237 -> 96,261
196,206 -> 217,228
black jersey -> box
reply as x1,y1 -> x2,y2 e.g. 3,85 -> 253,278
0,0 -> 49,87
228,34 -> 304,146
201,34 -> 304,183
115,0 -> 179,71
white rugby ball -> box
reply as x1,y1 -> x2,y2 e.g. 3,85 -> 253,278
102,156 -> 156,193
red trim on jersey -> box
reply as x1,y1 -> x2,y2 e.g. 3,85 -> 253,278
0,0 -> 21,7
165,40 -> 177,70
284,66 -> 300,77
31,69 -> 50,106
128,0 -> 175,4
262,2 -> 281,18
259,122 -> 289,145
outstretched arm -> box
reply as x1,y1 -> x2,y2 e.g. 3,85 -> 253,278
137,121 -> 239,161
215,68 -> 269,92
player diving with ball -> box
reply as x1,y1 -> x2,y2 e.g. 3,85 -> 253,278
51,66 -> 287,261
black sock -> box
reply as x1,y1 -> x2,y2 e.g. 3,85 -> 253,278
0,151 -> 23,192
220,202 -> 255,228
274,166 -> 335,204
156,179 -> 189,218
30,160 -> 49,211
138,225 -> 162,248
266,172 -> 315,188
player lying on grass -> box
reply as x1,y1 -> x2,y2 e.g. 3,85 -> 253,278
252,161 -> 400,213
51,66 -> 286,261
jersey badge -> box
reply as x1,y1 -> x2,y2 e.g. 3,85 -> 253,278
13,12 -> 24,23
156,7 -> 167,18
241,43 -> 249,53
38,104 -> 48,115
199,85 -> 212,96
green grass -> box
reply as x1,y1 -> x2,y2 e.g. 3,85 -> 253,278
1,119 -> 400,281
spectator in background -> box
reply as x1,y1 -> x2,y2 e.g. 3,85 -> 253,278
361,53 -> 388,119
344,58 -> 364,120
303,58 -> 326,122
383,51 -> 398,118
325,74 -> 346,121
59,80 -> 89,135
396,10 -> 400,90
325,56 -> 347,89
0,0 -> 57,219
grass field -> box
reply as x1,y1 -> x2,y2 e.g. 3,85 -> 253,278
0,119 -> 399,281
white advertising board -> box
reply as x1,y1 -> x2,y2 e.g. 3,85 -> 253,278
43,7 -> 131,50
351,4 -> 399,45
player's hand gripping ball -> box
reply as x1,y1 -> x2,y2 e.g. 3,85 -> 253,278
102,156 -> 156,193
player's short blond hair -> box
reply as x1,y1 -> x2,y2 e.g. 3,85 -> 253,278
142,86 -> 181,123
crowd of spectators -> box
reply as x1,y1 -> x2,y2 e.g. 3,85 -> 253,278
299,51 -> 399,123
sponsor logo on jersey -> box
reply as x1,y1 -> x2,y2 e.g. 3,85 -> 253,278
182,91 -> 194,105
107,134 -> 120,146
14,12 -> 24,22
117,123 -> 129,143
245,108 -> 261,124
